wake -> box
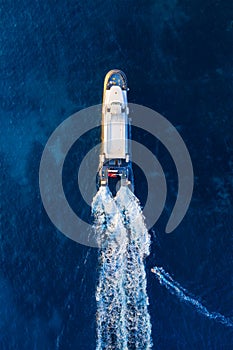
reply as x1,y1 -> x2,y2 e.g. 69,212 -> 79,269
151,266 -> 233,328
92,186 -> 152,350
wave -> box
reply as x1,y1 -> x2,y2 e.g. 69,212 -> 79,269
151,266 -> 233,328
92,186 -> 152,349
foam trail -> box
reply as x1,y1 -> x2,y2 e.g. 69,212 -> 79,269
92,186 -> 128,350
116,186 -> 152,350
151,266 -> 233,328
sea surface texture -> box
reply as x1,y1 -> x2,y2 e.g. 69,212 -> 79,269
0,1 -> 232,349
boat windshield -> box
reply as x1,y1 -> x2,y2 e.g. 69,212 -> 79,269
106,71 -> 127,90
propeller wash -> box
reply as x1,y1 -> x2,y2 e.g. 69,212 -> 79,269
92,71 -> 152,349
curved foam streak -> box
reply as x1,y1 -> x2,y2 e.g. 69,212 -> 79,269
151,266 -> 233,328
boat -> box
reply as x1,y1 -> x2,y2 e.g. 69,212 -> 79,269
98,69 -> 133,193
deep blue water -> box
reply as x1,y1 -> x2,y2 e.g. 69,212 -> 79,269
1,1 -> 232,349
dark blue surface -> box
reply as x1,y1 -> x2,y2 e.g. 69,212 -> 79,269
1,1 -> 232,349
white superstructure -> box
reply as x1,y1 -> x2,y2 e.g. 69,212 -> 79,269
98,70 -> 133,190
103,86 -> 129,160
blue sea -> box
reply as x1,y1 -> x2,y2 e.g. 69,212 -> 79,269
0,1 -> 232,349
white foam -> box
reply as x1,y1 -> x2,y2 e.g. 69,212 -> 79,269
92,186 -> 152,349
151,266 -> 233,328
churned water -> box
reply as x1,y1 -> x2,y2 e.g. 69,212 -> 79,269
92,186 -> 152,349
